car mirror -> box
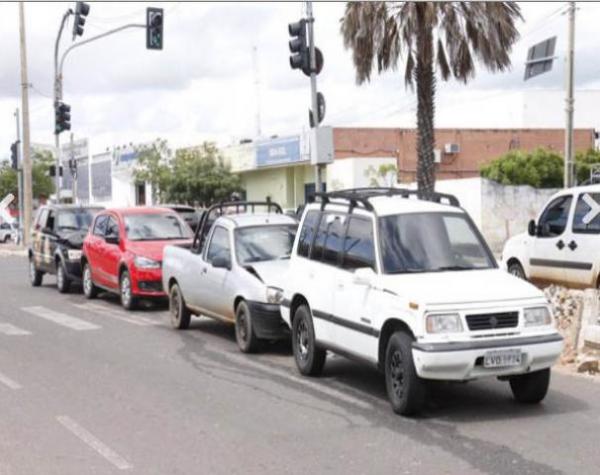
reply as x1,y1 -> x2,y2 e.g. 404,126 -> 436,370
105,234 -> 119,245
527,220 -> 537,237
353,267 -> 375,286
211,255 -> 231,270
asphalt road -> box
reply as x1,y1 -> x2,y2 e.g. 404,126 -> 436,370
1,255 -> 599,475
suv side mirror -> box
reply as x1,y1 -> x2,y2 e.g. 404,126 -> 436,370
353,267 -> 375,286
527,220 -> 537,237
212,255 -> 231,270
105,234 -> 119,245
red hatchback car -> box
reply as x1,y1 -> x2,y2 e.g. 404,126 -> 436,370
82,207 -> 193,309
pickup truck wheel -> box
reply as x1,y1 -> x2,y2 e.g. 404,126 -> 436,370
120,271 -> 137,310
235,301 -> 260,353
82,263 -> 98,299
385,332 -> 426,416
509,368 -> 550,403
292,304 -> 325,376
56,261 -> 71,294
169,283 -> 191,330
29,258 -> 43,287
508,261 -> 526,280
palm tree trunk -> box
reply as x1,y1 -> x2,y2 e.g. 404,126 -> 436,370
415,25 -> 436,199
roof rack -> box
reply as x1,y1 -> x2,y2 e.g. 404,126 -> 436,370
192,199 -> 283,251
309,187 -> 460,213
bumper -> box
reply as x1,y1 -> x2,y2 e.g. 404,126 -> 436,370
63,259 -> 83,281
247,301 -> 289,340
131,267 -> 166,297
412,333 -> 563,380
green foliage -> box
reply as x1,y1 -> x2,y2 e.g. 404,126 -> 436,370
481,147 -> 600,188
134,140 -> 242,206
0,149 -> 55,202
364,164 -> 398,187
480,148 -> 564,188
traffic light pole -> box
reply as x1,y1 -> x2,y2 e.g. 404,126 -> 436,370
19,2 -> 32,247
564,1 -> 576,188
14,108 -> 24,244
306,1 -> 323,193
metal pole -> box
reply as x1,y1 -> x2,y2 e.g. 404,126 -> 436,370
14,108 -> 24,245
306,1 -> 322,193
70,132 -> 77,204
18,2 -> 32,247
564,1 -> 576,188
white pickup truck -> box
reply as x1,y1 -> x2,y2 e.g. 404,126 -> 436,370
281,188 -> 563,416
162,201 -> 298,353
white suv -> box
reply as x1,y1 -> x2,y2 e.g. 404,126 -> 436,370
503,184 -> 600,289
281,188 -> 563,416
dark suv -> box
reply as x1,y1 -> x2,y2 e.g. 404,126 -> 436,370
29,205 -> 103,293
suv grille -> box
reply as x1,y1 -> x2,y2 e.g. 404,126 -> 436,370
466,311 -> 519,331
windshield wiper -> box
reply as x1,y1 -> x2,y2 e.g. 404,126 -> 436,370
388,268 -> 427,274
433,265 -> 473,272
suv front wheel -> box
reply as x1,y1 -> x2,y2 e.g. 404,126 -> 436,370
29,258 -> 43,287
56,260 -> 71,293
292,304 -> 326,376
384,332 -> 426,416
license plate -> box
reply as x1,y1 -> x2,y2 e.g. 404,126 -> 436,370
483,349 -> 522,368
67,250 -> 82,261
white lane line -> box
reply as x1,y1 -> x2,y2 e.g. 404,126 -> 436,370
21,306 -> 101,331
221,349 -> 373,410
0,323 -> 31,336
56,416 -> 132,471
77,303 -> 162,326
0,371 -> 22,390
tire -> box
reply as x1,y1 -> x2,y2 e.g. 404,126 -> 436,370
508,261 -> 526,280
82,262 -> 98,299
3,235 -> 9,243
235,300 -> 261,353
291,304 -> 326,376
509,368 -> 550,404
29,258 -> 43,287
169,282 -> 191,330
56,260 -> 71,294
384,332 -> 426,416
119,270 -> 137,310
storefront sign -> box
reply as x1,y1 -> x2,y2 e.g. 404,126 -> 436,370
256,136 -> 305,168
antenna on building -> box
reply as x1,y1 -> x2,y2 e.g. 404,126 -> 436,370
253,45 -> 262,139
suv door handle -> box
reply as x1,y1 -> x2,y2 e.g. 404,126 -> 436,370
556,240 -> 565,250
568,240 -> 578,251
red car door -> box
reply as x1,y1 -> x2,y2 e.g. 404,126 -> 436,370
100,214 -> 122,290
87,214 -> 108,285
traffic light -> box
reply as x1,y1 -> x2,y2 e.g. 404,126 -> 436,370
72,2 -> 90,40
55,102 -> 71,135
10,142 -> 19,170
146,7 -> 163,50
288,20 -> 309,74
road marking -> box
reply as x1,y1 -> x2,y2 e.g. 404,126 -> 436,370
0,371 -> 22,390
21,306 -> 101,331
77,303 -> 163,326
57,416 -> 132,470
221,350 -> 373,410
0,323 -> 31,336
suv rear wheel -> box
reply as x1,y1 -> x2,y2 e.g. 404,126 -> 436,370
29,258 -> 43,287
292,304 -> 326,376
509,368 -> 550,403
120,270 -> 137,310
56,261 -> 71,293
235,300 -> 260,353
82,263 -> 98,299
384,332 -> 426,416
169,282 -> 191,330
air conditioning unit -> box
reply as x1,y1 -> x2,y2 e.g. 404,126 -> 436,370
444,143 -> 460,154
434,149 -> 442,163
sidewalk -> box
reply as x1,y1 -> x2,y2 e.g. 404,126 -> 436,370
0,243 -> 27,257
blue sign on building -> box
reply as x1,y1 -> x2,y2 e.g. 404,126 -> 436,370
255,136 -> 305,167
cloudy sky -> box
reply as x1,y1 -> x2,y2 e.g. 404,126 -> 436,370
1,1 -> 600,161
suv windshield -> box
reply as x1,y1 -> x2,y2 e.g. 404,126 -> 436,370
125,213 -> 192,241
56,208 -> 101,232
235,225 -> 297,265
379,212 -> 494,274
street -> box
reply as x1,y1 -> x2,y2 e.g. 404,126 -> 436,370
0,255 -> 597,475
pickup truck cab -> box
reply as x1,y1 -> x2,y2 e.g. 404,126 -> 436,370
28,205 -> 103,293
503,184 -> 600,289
281,188 -> 563,415
162,201 -> 297,353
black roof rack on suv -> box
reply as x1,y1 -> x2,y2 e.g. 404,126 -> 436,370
309,187 -> 460,213
192,199 -> 283,251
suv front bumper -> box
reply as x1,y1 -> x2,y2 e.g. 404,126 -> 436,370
412,333 -> 563,380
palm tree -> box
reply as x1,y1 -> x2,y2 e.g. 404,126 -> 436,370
341,2 -> 522,197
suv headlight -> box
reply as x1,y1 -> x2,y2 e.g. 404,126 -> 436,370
266,286 -> 284,304
523,307 -> 552,327
426,313 -> 463,334
134,256 -> 161,269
